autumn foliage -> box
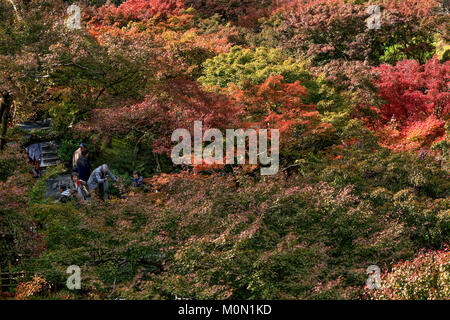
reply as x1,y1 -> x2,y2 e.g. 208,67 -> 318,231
232,75 -> 333,153
92,0 -> 185,25
365,247 -> 450,300
0,0 -> 449,301
373,57 -> 449,151
79,78 -> 243,153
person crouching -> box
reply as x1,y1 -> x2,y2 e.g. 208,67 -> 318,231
87,164 -> 117,201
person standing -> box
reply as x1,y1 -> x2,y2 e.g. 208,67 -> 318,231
76,149 -> 91,182
87,164 -> 117,201
72,143 -> 87,170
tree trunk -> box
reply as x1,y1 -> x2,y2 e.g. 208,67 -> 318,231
154,152 -> 161,173
0,93 -> 12,151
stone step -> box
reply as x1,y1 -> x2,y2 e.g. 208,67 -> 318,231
41,141 -> 58,149
41,155 -> 59,162
42,146 -> 57,152
16,119 -> 52,132
42,155 -> 59,162
42,151 -> 58,157
41,142 -> 59,163
40,160 -> 60,168
42,151 -> 58,158
18,119 -> 63,171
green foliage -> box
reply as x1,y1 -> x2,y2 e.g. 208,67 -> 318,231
0,145 -> 41,266
0,151 -> 21,182
48,101 -> 78,132
17,142 -> 449,299
199,46 -> 313,88
94,137 -> 152,176
199,45 -> 353,115
380,37 -> 435,65
28,164 -> 66,204
431,122 -> 450,172
57,136 -> 84,164
2,0 -> 449,301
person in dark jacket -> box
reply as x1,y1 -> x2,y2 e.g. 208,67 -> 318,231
76,149 -> 91,182
25,141 -> 42,178
131,170 -> 144,188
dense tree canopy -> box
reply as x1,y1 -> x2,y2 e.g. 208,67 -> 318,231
0,0 -> 449,300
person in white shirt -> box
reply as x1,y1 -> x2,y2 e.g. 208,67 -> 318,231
72,143 -> 87,169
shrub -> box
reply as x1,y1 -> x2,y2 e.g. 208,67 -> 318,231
199,46 -> 314,88
14,276 -> 51,300
0,144 -> 43,266
185,0 -> 277,27
365,247 -> 450,299
274,0 -> 443,65
372,57 -> 449,151
199,46 -> 353,115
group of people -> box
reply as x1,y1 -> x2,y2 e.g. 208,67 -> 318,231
60,143 -> 145,202
59,143 -> 118,202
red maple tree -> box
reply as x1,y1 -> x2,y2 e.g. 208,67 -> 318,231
373,57 -> 449,151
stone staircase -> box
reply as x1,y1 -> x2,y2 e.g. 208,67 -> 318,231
16,119 -> 69,199
40,141 -> 60,169
17,118 -> 61,170
16,118 -> 52,132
